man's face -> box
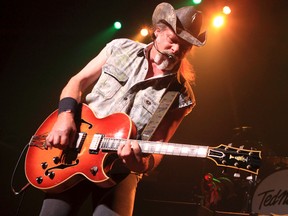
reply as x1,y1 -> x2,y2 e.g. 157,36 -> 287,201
153,27 -> 191,71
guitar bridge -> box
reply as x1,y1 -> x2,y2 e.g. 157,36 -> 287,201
89,134 -> 104,154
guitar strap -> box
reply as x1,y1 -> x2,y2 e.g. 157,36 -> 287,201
141,89 -> 179,141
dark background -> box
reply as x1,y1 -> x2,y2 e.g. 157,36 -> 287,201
1,0 -> 287,215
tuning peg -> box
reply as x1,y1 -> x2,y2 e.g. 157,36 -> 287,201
237,145 -> 244,153
225,143 -> 232,150
234,172 -> 241,178
246,175 -> 253,180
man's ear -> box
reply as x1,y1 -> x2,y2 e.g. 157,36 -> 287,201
154,28 -> 160,38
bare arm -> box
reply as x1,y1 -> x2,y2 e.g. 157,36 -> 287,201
46,46 -> 108,148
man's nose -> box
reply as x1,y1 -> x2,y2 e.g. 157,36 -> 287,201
171,44 -> 180,54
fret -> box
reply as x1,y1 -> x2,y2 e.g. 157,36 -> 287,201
154,143 -> 162,153
159,144 -> 174,155
100,139 -> 107,149
166,145 -> 175,153
114,138 -> 120,149
140,141 -> 150,152
172,145 -> 182,156
101,138 -> 110,150
158,144 -> 167,154
106,138 -> 117,151
181,144 -> 206,157
107,138 -> 113,149
195,146 -> 209,157
101,138 -> 126,151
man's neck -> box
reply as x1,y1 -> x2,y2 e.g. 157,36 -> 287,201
145,62 -> 166,79
145,47 -> 167,79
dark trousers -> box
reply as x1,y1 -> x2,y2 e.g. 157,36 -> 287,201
39,173 -> 140,216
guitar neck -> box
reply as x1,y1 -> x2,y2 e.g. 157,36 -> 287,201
98,136 -> 209,158
90,134 -> 261,175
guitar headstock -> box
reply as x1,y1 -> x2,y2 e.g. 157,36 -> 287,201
208,144 -> 261,175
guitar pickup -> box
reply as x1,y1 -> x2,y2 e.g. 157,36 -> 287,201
89,134 -> 104,154
75,132 -> 87,152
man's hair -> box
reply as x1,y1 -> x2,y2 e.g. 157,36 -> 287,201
177,57 -> 196,101
151,22 -> 166,40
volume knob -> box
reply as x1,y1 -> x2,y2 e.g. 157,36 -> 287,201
36,176 -> 43,184
53,157 -> 60,164
47,171 -> 55,179
41,162 -> 48,169
90,166 -> 98,176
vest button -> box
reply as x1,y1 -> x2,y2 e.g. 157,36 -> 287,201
145,100 -> 151,105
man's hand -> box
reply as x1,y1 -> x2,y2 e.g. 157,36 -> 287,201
117,140 -> 151,173
45,112 -> 77,149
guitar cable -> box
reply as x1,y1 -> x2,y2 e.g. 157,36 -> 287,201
10,142 -> 31,195
10,142 -> 31,215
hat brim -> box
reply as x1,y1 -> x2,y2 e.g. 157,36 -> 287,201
152,2 -> 206,47
177,29 -> 206,47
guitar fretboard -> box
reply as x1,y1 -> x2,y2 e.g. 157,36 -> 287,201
96,135 -> 209,158
140,141 -> 209,157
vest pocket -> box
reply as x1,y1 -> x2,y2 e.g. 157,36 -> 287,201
142,93 -> 158,115
96,65 -> 128,99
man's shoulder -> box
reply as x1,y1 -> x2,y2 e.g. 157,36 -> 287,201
108,38 -> 146,50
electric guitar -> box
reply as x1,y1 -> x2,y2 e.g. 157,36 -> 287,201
25,104 -> 261,193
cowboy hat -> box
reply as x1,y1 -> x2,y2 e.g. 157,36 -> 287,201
152,2 -> 206,47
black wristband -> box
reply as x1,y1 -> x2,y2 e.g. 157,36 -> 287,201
58,97 -> 78,115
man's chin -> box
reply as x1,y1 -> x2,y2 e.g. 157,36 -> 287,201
154,53 -> 177,71
158,62 -> 177,71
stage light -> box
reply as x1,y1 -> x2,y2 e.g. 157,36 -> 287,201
113,21 -> 122,30
223,6 -> 231,15
192,0 -> 202,4
213,15 -> 225,28
140,28 -> 149,37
